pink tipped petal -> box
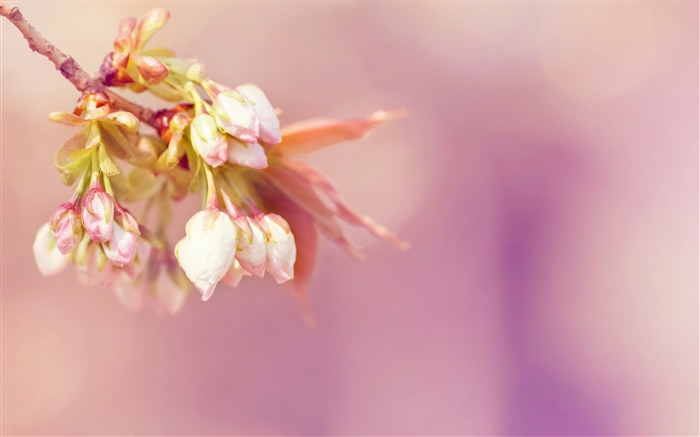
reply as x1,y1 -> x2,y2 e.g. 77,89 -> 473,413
33,223 -> 70,276
175,210 -> 238,300
81,188 -> 115,243
258,214 -> 296,284
237,84 -> 281,144
234,218 -> 267,277
213,91 -> 260,143
276,110 -> 405,154
280,157 -> 409,250
102,223 -> 138,267
190,114 -> 228,167
222,259 -> 250,288
228,138 -> 268,169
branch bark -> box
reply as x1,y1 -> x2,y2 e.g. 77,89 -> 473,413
0,1 -> 159,129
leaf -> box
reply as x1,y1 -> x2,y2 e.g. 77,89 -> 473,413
98,145 -> 120,176
55,131 -> 92,185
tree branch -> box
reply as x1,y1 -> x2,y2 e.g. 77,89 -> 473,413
0,1 -> 159,129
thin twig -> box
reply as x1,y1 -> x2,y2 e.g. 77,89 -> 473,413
0,1 -> 159,129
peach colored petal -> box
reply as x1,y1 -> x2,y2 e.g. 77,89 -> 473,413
276,110 -> 405,155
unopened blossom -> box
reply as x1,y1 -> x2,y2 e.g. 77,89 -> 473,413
175,210 -> 238,301
189,113 -> 227,167
49,202 -> 83,254
81,183 -> 115,243
212,90 -> 259,144
102,223 -> 138,267
235,217 -> 267,277
33,223 -> 71,276
258,214 -> 296,284
236,84 -> 281,145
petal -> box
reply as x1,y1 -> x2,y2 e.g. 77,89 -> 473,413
221,259 -> 250,288
190,114 -> 228,167
33,223 -> 70,276
113,273 -> 146,311
275,110 -> 405,154
176,211 -> 238,300
237,84 -> 281,144
213,91 -> 260,143
227,137 -> 268,169
258,214 -> 296,284
234,218 -> 267,277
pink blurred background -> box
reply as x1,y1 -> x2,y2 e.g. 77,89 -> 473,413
2,2 -> 698,435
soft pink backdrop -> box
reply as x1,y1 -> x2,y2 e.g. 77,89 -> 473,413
2,2 -> 697,435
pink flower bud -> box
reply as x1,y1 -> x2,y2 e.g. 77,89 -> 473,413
236,84 -> 281,145
175,210 -> 238,301
190,113 -> 228,167
33,223 -> 70,276
102,223 -> 138,267
49,202 -> 83,254
235,217 -> 267,277
257,214 -> 296,284
81,185 -> 115,243
212,90 -> 260,144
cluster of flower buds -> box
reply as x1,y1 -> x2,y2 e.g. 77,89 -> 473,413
33,8 -> 407,317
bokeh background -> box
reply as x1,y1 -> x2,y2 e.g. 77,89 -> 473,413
1,2 -> 697,435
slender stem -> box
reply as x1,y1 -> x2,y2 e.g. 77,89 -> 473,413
0,1 -> 159,129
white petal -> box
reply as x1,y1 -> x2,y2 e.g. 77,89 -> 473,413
213,91 -> 259,143
176,211 -> 238,300
102,223 -> 138,267
190,114 -> 228,167
260,215 -> 296,284
237,84 -> 281,144
227,138 -> 268,169
33,223 -> 70,276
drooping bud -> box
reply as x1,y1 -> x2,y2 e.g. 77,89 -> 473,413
190,113 -> 228,167
49,202 -> 84,254
33,223 -> 70,276
257,214 -> 296,284
102,223 -> 139,267
212,90 -> 260,144
235,217 -> 267,277
237,84 -> 281,145
132,55 -> 169,85
175,210 -> 238,301
81,183 -> 115,243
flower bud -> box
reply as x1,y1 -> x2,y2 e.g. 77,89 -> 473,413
175,210 -> 238,301
235,217 -> 267,277
81,184 -> 115,243
102,223 -> 138,267
190,113 -> 228,167
236,84 -> 281,145
49,203 -> 83,254
212,90 -> 260,144
33,223 -> 70,276
257,214 -> 296,284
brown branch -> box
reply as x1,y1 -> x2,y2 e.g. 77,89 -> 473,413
0,1 -> 159,129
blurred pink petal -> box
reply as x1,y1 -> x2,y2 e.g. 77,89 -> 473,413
275,110 -> 405,154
